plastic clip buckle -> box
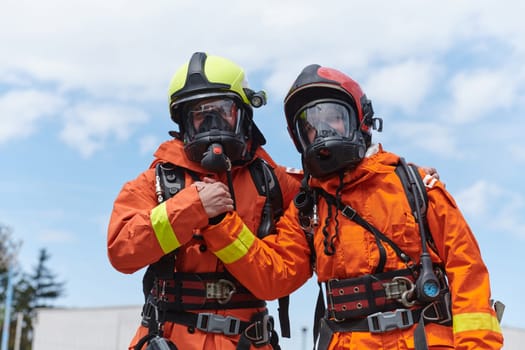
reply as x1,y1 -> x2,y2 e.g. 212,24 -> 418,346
367,309 -> 414,333
196,313 -> 240,335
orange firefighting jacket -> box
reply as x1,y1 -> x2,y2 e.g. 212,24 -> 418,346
107,139 -> 301,350
203,144 -> 503,349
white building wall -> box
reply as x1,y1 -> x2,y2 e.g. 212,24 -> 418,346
32,306 -> 524,350
32,306 -> 141,350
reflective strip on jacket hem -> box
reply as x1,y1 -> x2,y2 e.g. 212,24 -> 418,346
453,312 -> 502,334
214,225 -> 255,264
150,202 -> 181,253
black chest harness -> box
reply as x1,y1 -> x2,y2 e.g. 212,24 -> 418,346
295,158 -> 452,350
137,158 -> 286,350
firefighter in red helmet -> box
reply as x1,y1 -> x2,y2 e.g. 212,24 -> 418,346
201,64 -> 503,349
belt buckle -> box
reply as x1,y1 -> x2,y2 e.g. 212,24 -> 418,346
325,279 -> 345,322
196,313 -> 241,335
367,309 -> 414,333
206,279 -> 236,304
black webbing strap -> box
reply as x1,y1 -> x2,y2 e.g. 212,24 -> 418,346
315,188 -> 413,270
277,296 -> 290,338
316,306 -> 450,350
312,282 -> 325,348
414,312 -> 429,350
236,310 -> 279,350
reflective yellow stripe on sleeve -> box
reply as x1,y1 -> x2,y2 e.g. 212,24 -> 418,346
150,202 -> 181,254
453,312 -> 502,334
214,225 -> 255,264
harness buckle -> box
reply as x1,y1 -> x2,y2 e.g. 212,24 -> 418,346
341,205 -> 357,219
326,279 -> 345,322
422,291 -> 452,324
244,314 -> 273,346
196,313 -> 241,335
367,309 -> 414,333
383,276 -> 416,308
206,279 -> 236,304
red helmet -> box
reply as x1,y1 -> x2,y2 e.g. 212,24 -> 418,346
284,64 -> 382,178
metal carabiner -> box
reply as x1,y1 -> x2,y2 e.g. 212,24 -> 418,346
383,276 -> 416,308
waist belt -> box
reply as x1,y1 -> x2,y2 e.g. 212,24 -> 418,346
323,299 -> 452,333
317,296 -> 452,350
326,268 -> 416,320
142,308 -> 275,348
151,272 -> 266,311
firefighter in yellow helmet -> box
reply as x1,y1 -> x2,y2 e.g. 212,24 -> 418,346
200,64 -> 504,349
107,52 -> 302,349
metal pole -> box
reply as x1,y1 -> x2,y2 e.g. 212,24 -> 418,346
1,266 -> 14,350
14,313 -> 23,350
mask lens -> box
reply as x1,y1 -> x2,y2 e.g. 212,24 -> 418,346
185,98 -> 240,137
295,101 -> 356,149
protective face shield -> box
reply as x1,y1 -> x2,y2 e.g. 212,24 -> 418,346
182,97 -> 248,170
295,101 -> 356,149
294,99 -> 367,178
184,98 -> 242,138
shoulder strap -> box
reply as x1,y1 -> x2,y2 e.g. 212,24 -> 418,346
394,158 -> 436,249
143,163 -> 192,301
248,158 -> 284,239
248,158 -> 291,338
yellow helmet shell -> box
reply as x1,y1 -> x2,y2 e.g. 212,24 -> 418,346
168,52 -> 251,125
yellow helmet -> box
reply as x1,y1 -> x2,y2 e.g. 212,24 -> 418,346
167,52 -> 267,166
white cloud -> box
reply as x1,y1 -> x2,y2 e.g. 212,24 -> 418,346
387,121 -> 459,158
1,0 -> 524,104
365,61 -> 440,114
1,0 -> 524,162
455,180 -> 525,239
448,70 -> 516,124
60,103 -> 149,157
0,89 -> 65,144
455,180 -> 500,217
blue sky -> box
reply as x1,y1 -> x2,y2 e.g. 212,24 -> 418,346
1,1 -> 524,348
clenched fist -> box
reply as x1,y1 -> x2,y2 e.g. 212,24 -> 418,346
193,177 -> 234,218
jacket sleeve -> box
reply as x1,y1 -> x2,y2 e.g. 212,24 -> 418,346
107,169 -> 209,274
201,204 -> 313,300
425,179 -> 503,349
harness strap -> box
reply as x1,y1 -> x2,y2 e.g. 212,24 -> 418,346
317,295 -> 452,350
150,272 -> 266,311
325,268 -> 415,320
142,308 -> 276,350
315,188 -> 414,272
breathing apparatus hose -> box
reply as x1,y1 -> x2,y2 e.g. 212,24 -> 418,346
399,158 -> 440,302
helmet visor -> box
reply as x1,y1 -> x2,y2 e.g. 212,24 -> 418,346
294,100 -> 358,150
183,97 -> 243,139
